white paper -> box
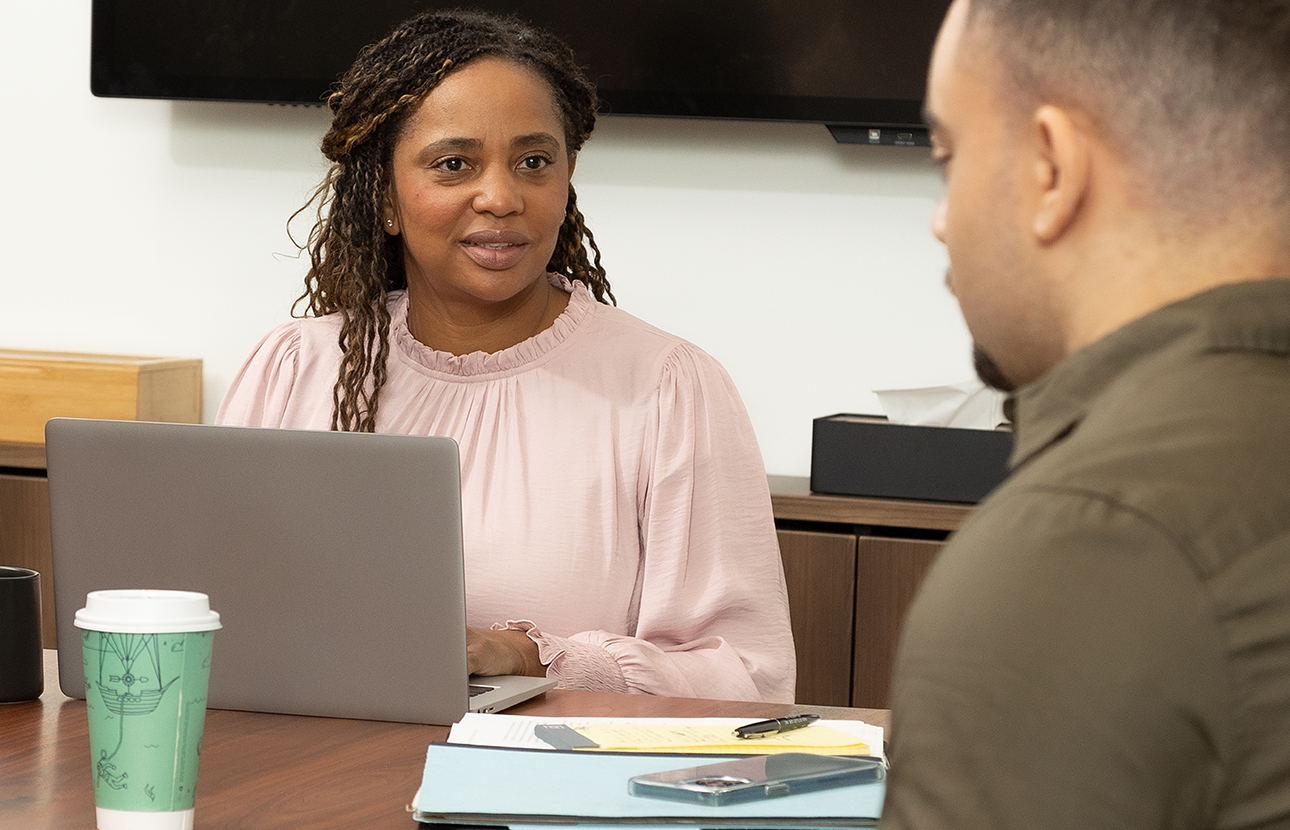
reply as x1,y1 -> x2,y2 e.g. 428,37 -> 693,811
874,380 -> 1006,430
447,713 -> 884,760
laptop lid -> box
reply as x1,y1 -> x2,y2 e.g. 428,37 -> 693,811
45,418 -> 552,725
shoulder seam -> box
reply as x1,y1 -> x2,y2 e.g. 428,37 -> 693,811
996,482 -> 1201,568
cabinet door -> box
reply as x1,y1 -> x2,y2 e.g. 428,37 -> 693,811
777,528 -> 856,706
0,473 -> 56,648
852,536 -> 943,709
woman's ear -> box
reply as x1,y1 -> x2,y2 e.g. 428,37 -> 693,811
1031,104 -> 1090,244
382,190 -> 400,235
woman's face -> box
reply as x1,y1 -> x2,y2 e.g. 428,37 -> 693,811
383,58 -> 574,312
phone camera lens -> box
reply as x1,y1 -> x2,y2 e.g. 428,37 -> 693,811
689,776 -> 753,788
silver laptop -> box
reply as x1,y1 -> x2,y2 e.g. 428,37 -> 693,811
45,418 -> 555,724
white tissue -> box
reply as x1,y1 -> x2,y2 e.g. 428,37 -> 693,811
874,380 -> 1007,430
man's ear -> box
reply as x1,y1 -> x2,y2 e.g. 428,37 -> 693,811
1031,104 -> 1090,244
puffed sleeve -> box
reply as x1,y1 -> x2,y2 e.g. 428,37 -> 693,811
215,323 -> 304,428
511,343 -> 798,703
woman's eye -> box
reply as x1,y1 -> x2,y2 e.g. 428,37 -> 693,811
434,157 -> 469,173
520,155 -> 552,171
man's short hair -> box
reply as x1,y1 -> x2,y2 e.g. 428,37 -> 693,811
963,0 -> 1290,218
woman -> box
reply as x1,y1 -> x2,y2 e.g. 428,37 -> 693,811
218,9 -> 795,703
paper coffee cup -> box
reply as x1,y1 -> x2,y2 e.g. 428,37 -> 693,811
76,590 -> 221,830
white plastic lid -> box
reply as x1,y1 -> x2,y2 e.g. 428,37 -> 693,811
74,590 -> 221,633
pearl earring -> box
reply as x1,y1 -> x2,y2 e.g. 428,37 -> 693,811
386,219 -> 394,227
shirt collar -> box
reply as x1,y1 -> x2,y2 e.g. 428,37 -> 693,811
1006,277 -> 1290,469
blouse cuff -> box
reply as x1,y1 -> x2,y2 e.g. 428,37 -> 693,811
493,620 -> 629,694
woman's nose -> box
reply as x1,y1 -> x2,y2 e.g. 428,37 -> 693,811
472,166 -> 523,217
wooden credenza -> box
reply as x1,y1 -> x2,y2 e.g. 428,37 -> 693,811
0,450 -> 968,708
0,443 -> 55,648
0,349 -> 203,648
770,475 -> 971,709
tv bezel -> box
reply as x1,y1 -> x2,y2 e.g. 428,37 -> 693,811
89,0 -> 935,142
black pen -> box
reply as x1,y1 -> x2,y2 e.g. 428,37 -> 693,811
732,713 -> 820,739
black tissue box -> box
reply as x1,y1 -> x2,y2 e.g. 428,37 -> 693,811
810,414 -> 1013,504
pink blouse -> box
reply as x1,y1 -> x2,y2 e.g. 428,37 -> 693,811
218,276 -> 796,702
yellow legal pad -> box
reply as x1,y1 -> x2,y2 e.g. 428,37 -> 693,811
568,723 -> 871,755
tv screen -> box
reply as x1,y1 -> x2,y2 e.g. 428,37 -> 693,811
91,1 -> 949,143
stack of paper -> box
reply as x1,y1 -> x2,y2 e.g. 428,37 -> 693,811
412,743 -> 884,827
446,714 -> 885,759
412,715 -> 886,827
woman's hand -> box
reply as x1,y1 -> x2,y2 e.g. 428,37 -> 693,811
466,626 -> 546,677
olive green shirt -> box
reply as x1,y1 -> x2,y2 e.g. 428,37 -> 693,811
881,279 -> 1290,829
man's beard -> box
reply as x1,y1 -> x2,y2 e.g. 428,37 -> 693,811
973,343 -> 1016,393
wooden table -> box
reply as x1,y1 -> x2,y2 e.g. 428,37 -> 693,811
2,652 -> 889,829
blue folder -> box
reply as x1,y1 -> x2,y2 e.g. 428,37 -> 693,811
413,743 -> 885,827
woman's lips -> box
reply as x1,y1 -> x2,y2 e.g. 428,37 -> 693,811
461,230 -> 530,271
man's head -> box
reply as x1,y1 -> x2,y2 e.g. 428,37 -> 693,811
926,0 -> 1290,390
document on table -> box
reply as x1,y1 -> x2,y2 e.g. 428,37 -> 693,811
447,714 -> 884,759
412,742 -> 885,826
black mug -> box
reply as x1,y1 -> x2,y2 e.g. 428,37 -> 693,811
0,567 -> 44,703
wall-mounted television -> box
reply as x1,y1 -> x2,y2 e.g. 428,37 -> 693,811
90,1 -> 949,146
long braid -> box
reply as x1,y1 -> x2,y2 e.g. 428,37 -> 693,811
551,186 -> 613,305
290,10 -> 611,432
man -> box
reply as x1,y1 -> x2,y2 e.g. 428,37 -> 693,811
881,1 -> 1290,827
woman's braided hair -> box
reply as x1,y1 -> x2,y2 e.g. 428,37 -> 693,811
294,9 -> 612,432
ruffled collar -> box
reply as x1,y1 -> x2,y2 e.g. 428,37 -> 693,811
390,273 -> 593,378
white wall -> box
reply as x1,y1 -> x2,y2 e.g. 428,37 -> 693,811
2,1 -> 968,477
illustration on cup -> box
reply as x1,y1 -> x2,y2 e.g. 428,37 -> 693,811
83,630 -> 209,796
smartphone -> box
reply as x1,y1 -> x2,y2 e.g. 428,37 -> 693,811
627,753 -> 884,807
